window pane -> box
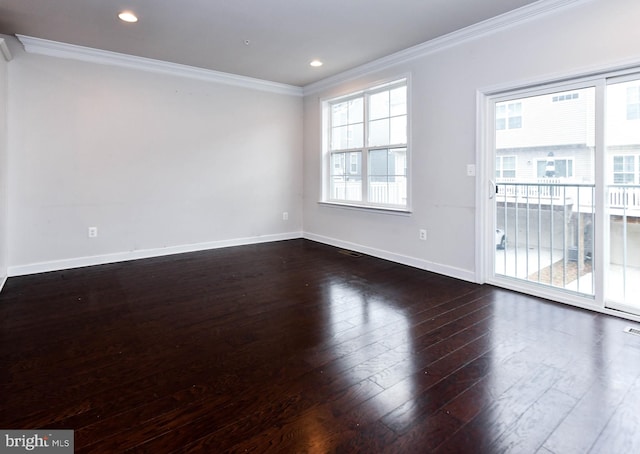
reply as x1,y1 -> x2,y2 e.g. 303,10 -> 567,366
496,101 -> 522,130
390,116 -> 407,145
555,159 -> 567,178
497,156 -> 516,178
389,148 -> 407,177
624,155 -> 635,172
330,152 -> 361,202
368,148 -> 406,205
369,175 -> 407,205
347,151 -> 361,176
613,156 -> 623,172
331,126 -> 348,150
332,102 -> 348,127
369,118 -> 390,147
330,153 -> 346,177
503,156 -> 516,171
331,176 -> 362,202
508,116 -> 522,129
349,97 -> 364,124
627,86 -> 640,120
369,91 -> 389,120
369,149 -> 388,178
607,75 -> 640,307
348,123 -> 364,149
612,156 -> 636,184
390,86 -> 407,116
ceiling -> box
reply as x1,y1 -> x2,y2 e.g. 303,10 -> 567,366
0,0 -> 542,87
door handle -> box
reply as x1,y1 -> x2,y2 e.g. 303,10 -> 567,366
489,180 -> 496,199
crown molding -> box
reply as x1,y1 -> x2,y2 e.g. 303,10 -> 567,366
16,35 -> 303,96
303,0 -> 590,96
0,38 -> 12,62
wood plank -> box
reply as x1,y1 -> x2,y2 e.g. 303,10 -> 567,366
1,239 -> 639,452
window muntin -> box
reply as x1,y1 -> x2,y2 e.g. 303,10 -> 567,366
325,79 -> 408,208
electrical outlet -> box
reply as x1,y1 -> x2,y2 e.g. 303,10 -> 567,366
282,212 -> 289,221
419,229 -> 427,241
88,227 -> 98,238
466,164 -> 476,176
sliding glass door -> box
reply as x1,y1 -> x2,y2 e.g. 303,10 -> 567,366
486,72 -> 640,317
492,85 -> 596,296
606,76 -> 640,314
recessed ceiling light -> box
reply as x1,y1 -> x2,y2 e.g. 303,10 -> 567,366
310,60 -> 323,67
118,11 -> 138,23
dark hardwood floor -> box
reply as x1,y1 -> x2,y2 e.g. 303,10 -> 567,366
1,239 -> 640,453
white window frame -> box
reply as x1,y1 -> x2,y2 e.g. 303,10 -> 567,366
321,77 -> 410,211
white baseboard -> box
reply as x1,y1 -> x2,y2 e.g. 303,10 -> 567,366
303,232 -> 477,283
7,231 -> 303,277
6,231 -> 477,284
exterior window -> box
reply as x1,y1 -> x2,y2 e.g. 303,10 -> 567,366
325,79 -> 408,208
349,154 -> 359,174
496,156 -> 516,179
496,102 -> 522,130
627,86 -> 640,120
612,155 -> 637,184
552,92 -> 580,102
536,158 -> 574,178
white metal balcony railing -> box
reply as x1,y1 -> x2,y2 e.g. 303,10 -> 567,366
497,178 -> 640,212
495,179 -> 596,295
495,179 -> 640,303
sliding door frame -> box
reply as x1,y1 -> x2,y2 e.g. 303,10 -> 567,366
476,65 -> 640,323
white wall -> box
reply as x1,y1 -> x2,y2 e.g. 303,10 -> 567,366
0,38 -> 8,288
302,0 -> 640,282
6,38 -> 303,274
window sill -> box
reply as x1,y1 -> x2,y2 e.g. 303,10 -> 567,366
318,201 -> 412,216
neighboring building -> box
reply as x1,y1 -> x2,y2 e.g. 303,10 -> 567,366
495,81 -> 640,267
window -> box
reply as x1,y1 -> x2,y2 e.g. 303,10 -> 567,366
612,155 -> 637,184
627,86 -> 640,120
325,79 -> 408,208
536,157 -> 574,178
552,92 -> 580,102
496,102 -> 522,130
495,156 -> 516,179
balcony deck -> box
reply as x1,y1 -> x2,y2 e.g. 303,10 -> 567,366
496,245 -> 640,311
